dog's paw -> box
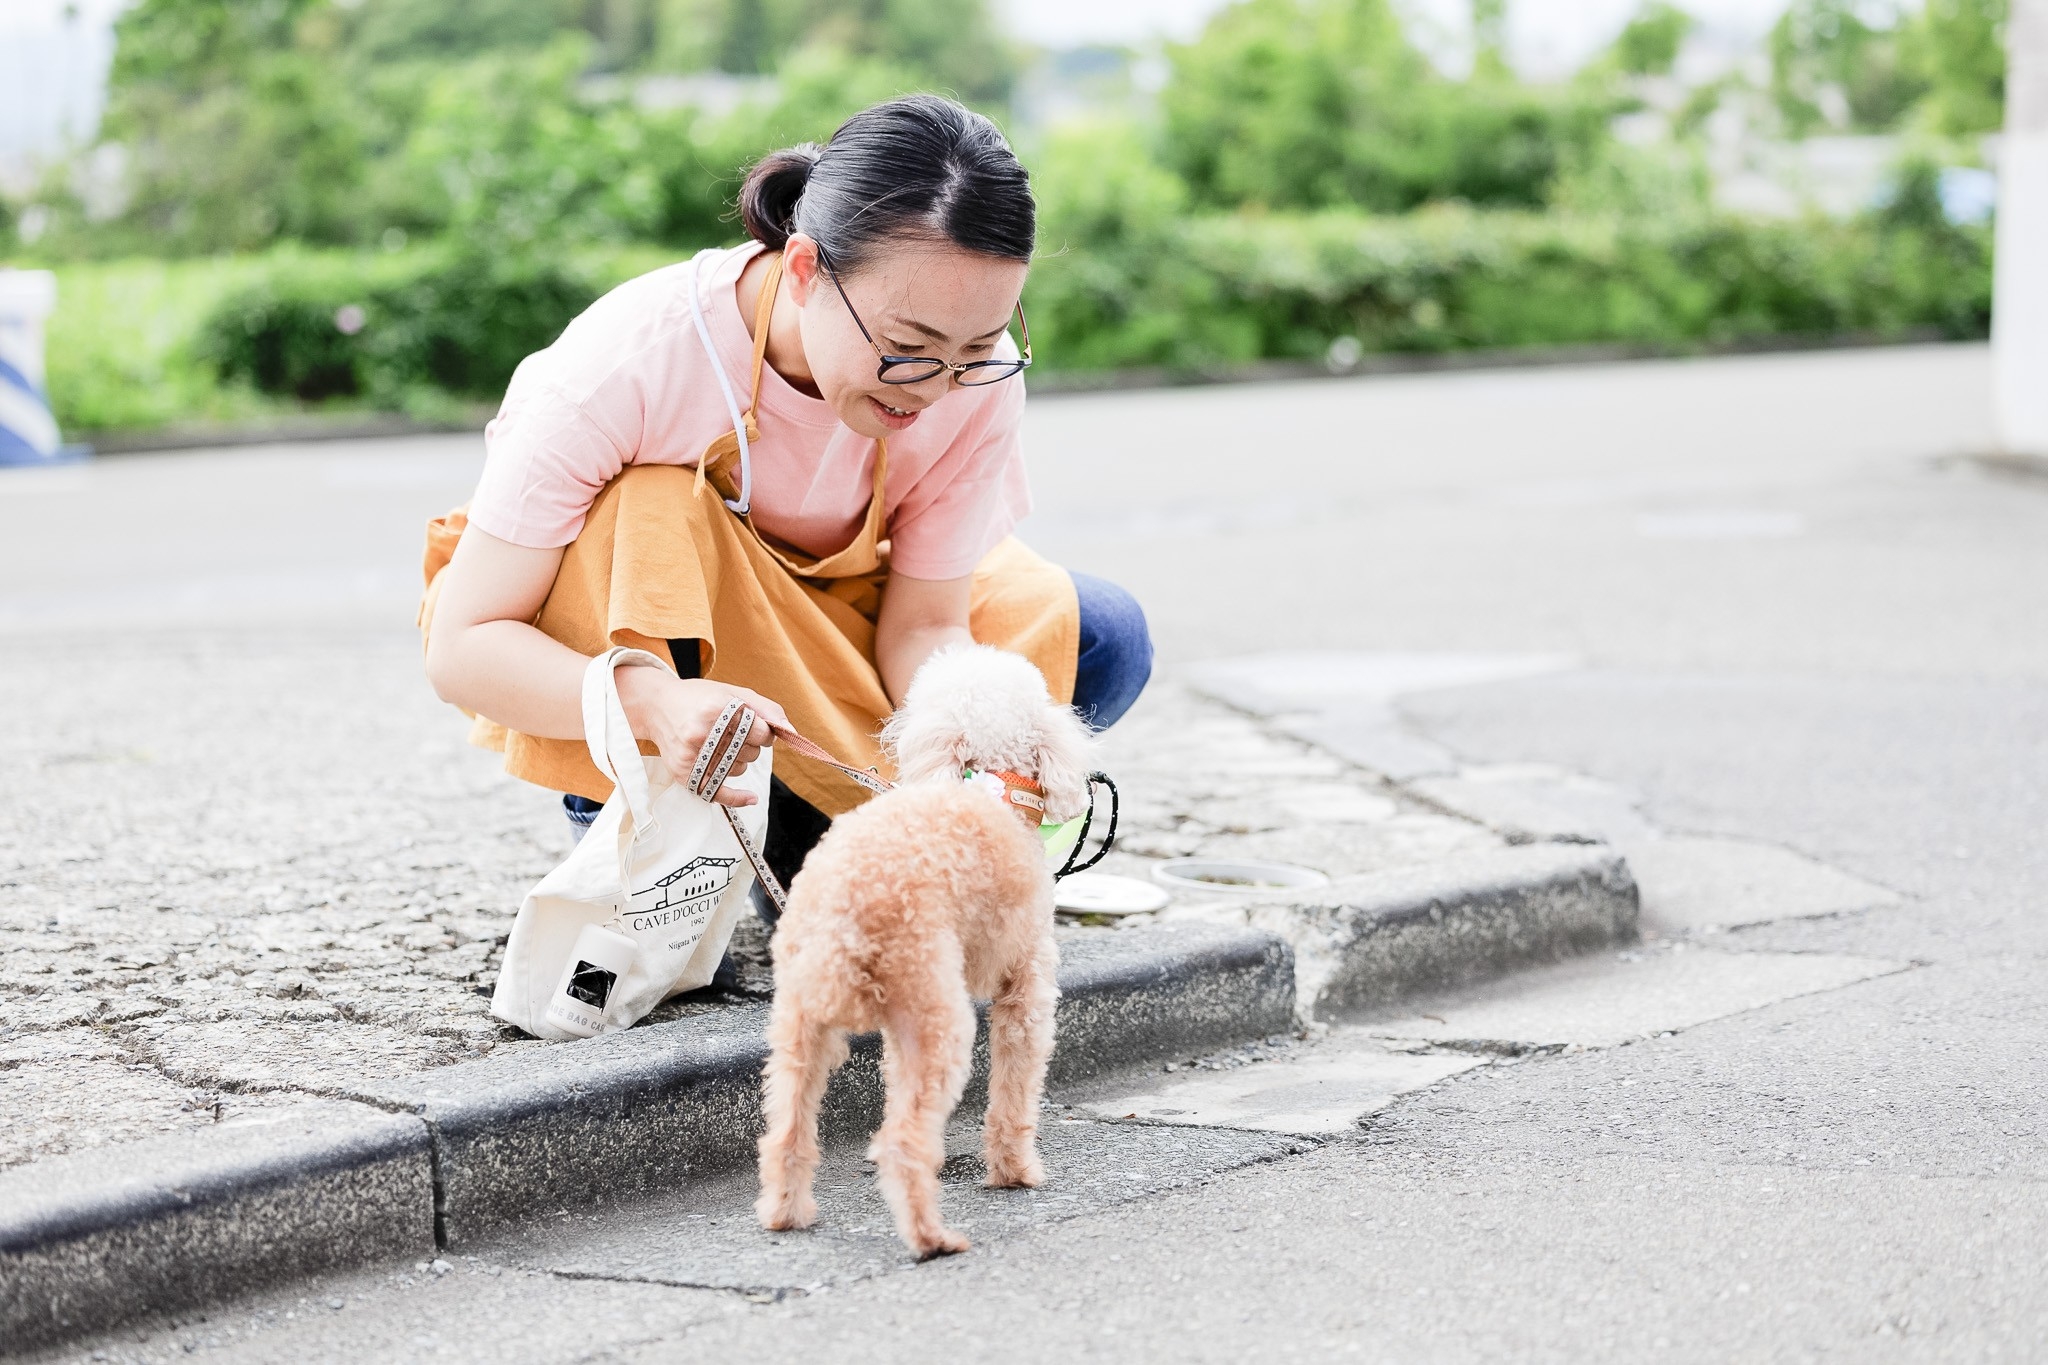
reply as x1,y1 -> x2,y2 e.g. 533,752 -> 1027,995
755,1189 -> 818,1231
983,1156 -> 1044,1189
911,1226 -> 972,1260
983,1140 -> 1045,1189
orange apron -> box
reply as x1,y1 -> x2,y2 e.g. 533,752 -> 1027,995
420,254 -> 1078,816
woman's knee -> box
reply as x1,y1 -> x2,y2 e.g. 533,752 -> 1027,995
1070,572 -> 1153,730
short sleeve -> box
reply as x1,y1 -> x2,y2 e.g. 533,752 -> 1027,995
885,378 -> 1032,580
466,359 -> 642,549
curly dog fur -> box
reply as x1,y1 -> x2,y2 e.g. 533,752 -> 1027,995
755,644 -> 1095,1257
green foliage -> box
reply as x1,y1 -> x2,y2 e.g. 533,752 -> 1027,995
1902,0 -> 2008,135
1770,1 -> 1930,136
1158,0 -> 1615,212
1031,200 -> 1990,375
1155,206 -> 1989,363
33,0 -> 1013,260
23,0 -> 2009,436
393,36 -> 664,254
44,255 -> 296,434
1768,0 -> 2005,138
1025,123 -> 1252,370
194,247 -> 602,407
1613,2 -> 1695,77
345,0 -> 588,64
662,0 -> 1017,99
643,46 -> 930,248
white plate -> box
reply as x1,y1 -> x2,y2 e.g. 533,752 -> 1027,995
1054,872 -> 1171,916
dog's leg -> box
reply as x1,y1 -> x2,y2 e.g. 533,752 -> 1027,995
865,1022 -> 911,1165
756,999 -> 848,1232
874,983 -> 976,1258
983,936 -> 1058,1189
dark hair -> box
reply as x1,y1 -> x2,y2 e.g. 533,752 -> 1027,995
737,95 -> 1034,274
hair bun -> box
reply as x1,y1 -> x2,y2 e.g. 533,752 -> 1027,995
738,144 -> 823,250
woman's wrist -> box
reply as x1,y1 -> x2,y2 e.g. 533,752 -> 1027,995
613,659 -> 670,741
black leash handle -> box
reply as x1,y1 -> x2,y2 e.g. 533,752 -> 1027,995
1054,772 -> 1119,880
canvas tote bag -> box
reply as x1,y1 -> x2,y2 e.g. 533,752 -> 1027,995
491,647 -> 771,1040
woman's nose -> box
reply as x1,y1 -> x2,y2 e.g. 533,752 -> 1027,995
901,370 -> 954,402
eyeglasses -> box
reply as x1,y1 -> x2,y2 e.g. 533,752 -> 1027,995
816,248 -> 1031,387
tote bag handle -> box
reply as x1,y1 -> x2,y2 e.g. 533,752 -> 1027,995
581,646 -> 667,835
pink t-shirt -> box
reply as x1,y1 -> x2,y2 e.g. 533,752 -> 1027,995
466,242 -> 1031,580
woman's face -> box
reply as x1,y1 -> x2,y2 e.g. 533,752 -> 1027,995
783,233 -> 1029,441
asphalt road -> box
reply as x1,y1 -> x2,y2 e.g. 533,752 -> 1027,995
10,343 -> 2048,1363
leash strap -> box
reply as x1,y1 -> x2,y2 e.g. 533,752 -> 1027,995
1054,773 -> 1120,880
687,715 -> 894,919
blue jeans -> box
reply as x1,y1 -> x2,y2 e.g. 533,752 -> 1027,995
565,571 -> 1152,840
1069,571 -> 1153,731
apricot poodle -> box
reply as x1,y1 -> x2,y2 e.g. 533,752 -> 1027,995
755,644 -> 1095,1257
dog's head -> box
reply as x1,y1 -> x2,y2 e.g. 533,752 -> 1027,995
881,644 -> 1097,822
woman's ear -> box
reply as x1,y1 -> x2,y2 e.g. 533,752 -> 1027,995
782,233 -> 821,305
1034,703 -> 1097,824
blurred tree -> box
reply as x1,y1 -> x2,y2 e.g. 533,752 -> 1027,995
395,36 -> 661,253
1613,1 -> 1695,77
344,0 -> 587,62
643,0 -> 1012,96
1160,0 -> 1612,212
1900,0 -> 2008,134
1769,0 -> 1930,135
1470,0 -> 1510,81
646,45 -> 923,243
102,0 -> 373,251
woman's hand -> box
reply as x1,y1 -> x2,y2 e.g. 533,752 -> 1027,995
615,665 -> 791,807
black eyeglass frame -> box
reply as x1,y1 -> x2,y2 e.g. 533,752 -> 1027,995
814,247 -> 1032,387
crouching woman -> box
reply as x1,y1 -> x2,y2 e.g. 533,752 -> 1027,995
419,95 -> 1152,883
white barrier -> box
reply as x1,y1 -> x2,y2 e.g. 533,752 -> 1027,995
1995,0 -> 2048,458
0,269 -> 66,466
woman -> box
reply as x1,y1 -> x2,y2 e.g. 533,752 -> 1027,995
422,95 -> 1152,886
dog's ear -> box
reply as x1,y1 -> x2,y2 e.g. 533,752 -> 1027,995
880,696 -> 969,784
1034,702 -> 1097,823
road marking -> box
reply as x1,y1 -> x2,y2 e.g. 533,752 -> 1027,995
1074,947 -> 1909,1139
1623,835 -> 1902,934
1077,1038 -> 1480,1136
1364,947 -> 1909,1052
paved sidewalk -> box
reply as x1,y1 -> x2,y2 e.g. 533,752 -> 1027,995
0,631 -> 1507,1172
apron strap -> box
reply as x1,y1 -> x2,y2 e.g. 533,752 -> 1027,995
686,247 -> 890,570
745,254 -> 781,425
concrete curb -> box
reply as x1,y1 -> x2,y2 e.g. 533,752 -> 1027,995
353,921 -> 1295,1246
1,855 -> 1631,1349
0,921 -> 1293,1347
0,1102 -> 435,1355
1245,844 -> 1640,1018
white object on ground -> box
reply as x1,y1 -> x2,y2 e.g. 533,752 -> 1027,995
1995,0 -> 2048,457
1152,858 -> 1330,896
1054,872 -> 1171,916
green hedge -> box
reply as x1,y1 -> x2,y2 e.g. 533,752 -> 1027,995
1025,206 -> 1993,373
194,248 -> 603,409
47,209 -> 1991,436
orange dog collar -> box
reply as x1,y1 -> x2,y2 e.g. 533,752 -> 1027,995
964,767 -> 1047,828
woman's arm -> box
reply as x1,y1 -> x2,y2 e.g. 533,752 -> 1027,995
875,569 -> 974,705
424,525 -> 787,806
